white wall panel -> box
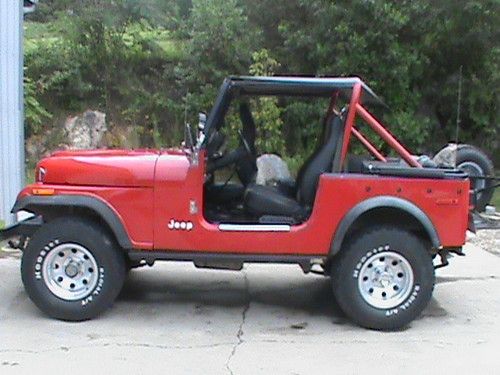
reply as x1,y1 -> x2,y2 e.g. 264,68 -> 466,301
0,1 -> 24,225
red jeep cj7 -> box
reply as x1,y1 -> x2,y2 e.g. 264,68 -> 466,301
1,77 -> 471,330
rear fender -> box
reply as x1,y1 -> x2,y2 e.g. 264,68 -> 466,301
330,196 -> 441,256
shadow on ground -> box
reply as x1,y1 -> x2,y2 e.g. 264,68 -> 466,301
119,266 -> 345,320
117,265 -> 448,326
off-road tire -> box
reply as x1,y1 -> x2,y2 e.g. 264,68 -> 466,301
331,226 -> 435,330
21,217 -> 126,321
456,145 -> 494,212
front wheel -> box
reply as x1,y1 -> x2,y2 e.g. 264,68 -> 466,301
331,226 -> 435,330
21,217 -> 126,321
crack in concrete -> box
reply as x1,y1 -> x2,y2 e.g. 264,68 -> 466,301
114,342 -> 233,351
0,341 -> 235,355
225,271 -> 250,375
1,336 -> 489,361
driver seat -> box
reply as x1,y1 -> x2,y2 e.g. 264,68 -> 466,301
244,114 -> 345,221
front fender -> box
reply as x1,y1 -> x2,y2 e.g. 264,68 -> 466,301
12,195 -> 133,249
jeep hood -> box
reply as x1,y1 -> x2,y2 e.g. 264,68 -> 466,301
37,149 -> 163,188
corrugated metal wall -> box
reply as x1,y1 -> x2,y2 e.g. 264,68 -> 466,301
0,1 -> 24,225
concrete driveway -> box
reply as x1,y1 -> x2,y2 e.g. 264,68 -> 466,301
1,241 -> 499,374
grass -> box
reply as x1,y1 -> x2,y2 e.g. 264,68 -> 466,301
24,21 -> 58,40
26,166 -> 35,185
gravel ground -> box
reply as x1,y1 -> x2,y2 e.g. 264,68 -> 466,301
469,229 -> 500,256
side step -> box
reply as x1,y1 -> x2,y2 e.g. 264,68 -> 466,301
127,251 -> 326,274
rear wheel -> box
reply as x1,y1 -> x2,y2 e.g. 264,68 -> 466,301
21,217 -> 126,321
331,226 -> 434,330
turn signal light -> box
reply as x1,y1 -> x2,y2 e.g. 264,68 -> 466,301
32,188 -> 55,196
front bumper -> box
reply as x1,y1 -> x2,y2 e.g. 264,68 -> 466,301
0,215 -> 43,242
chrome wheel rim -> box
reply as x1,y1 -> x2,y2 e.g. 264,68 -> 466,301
357,251 -> 414,309
42,243 -> 99,301
457,161 -> 485,192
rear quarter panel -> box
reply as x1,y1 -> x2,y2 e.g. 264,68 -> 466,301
318,174 -> 469,248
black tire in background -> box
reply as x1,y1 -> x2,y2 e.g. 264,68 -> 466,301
21,217 -> 126,321
331,226 -> 435,330
456,144 -> 495,212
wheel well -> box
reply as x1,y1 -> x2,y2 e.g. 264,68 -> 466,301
15,195 -> 134,250
346,207 -> 432,246
34,206 -> 123,250
326,207 -> 435,272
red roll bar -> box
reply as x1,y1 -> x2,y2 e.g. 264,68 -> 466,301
351,127 -> 387,162
340,83 -> 422,168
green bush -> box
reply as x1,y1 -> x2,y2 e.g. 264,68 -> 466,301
23,0 -> 499,164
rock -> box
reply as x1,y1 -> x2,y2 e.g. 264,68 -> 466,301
64,110 -> 107,149
432,143 -> 458,167
25,110 -> 109,165
256,154 -> 293,185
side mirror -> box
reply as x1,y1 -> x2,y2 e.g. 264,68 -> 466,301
198,112 -> 206,131
196,112 -> 207,148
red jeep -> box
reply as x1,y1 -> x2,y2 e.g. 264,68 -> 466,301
1,76 -> 471,330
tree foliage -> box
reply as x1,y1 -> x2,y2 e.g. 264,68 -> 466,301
249,49 -> 285,155
24,0 -> 499,163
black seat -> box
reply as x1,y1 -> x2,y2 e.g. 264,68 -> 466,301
244,184 -> 307,219
244,115 -> 345,220
205,183 -> 245,204
236,103 -> 258,185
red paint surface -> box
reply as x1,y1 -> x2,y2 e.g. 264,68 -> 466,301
19,146 -> 469,255
16,81 -> 471,256
152,153 -> 468,254
39,149 -> 159,187
18,184 -> 154,249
